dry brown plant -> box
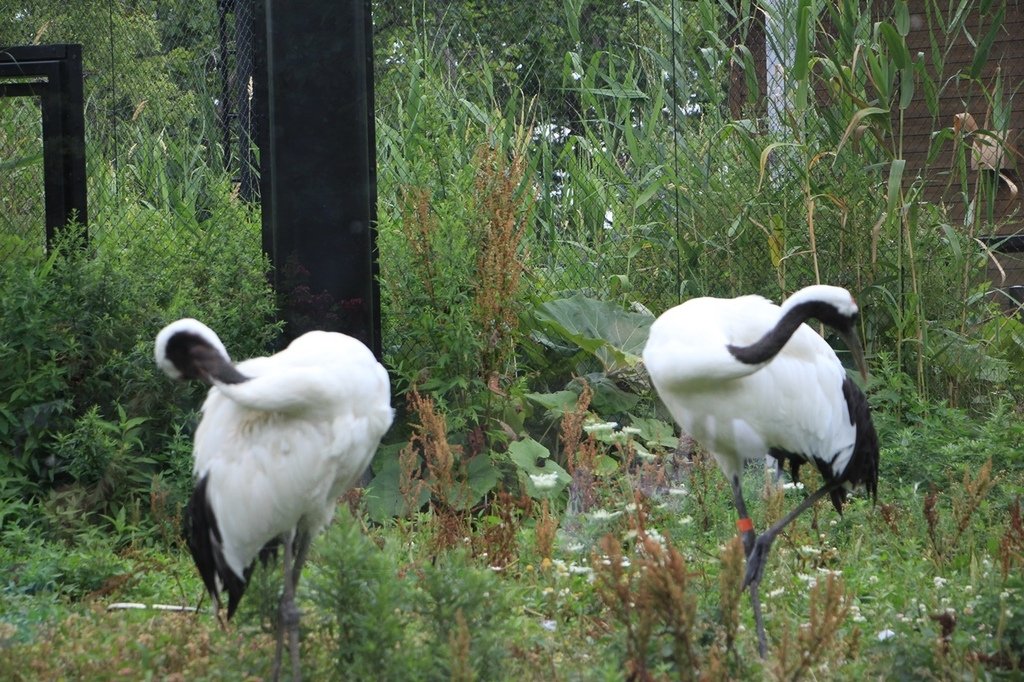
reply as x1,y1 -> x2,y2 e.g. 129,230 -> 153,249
561,381 -> 593,473
593,498 -> 702,681
770,573 -> 852,681
449,609 -> 473,682
476,490 -> 529,569
399,186 -> 438,301
999,496 -> 1024,578
926,459 -> 996,566
534,499 -> 558,561
718,535 -> 745,654
470,132 -> 534,387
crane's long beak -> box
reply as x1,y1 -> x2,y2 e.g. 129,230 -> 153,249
839,328 -> 869,382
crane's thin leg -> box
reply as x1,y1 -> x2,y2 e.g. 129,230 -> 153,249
730,475 -> 767,657
285,531 -> 313,682
743,482 -> 840,591
730,476 -> 757,558
270,531 -> 303,682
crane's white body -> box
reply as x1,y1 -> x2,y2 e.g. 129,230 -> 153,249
642,293 -> 856,482
193,331 -> 393,580
156,319 -> 393,680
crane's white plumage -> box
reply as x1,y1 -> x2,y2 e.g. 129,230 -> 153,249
643,286 -> 862,483
642,285 -> 878,657
155,318 -> 393,680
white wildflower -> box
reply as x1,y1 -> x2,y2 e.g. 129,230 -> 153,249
583,421 -> 618,435
590,509 -> 622,522
529,471 -> 560,490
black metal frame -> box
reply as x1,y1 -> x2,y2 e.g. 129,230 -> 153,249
0,44 -> 87,246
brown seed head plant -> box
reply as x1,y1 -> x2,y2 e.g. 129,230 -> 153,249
925,458 -> 996,567
999,496 -> 1024,578
403,388 -> 470,551
470,126 -> 534,397
593,494 -> 701,681
449,609 -> 473,682
399,186 -> 438,302
534,499 -> 558,561
718,535 -> 745,655
771,573 -> 853,681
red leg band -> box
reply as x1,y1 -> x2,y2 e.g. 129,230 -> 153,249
736,517 -> 754,533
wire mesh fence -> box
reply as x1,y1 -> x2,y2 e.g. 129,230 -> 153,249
2,1 -> 1019,374
0,0 -> 261,272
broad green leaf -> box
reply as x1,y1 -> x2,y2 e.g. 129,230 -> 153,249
595,455 -> 619,476
899,65 -> 915,111
508,438 -> 570,500
534,295 -> 654,372
449,454 -> 501,511
627,416 -> 680,449
879,23 -> 910,69
571,374 -> 640,414
969,4 -> 1004,78
793,0 -> 811,80
894,0 -> 910,36
365,454 -> 431,522
526,390 -> 582,419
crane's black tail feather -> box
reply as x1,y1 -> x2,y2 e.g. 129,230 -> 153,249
841,375 -> 879,503
183,474 -> 249,619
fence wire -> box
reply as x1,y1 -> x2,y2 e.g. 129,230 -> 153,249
2,1 -> 1017,373
0,0 -> 261,272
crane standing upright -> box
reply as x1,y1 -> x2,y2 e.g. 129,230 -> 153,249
156,319 -> 393,681
642,285 -> 879,657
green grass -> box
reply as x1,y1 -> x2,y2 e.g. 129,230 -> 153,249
2,401 -> 1021,680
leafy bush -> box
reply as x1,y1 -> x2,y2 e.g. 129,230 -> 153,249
0,182 -> 277,532
308,509 -> 525,680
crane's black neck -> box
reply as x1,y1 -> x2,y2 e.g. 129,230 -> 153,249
165,332 -> 249,385
727,300 -> 853,367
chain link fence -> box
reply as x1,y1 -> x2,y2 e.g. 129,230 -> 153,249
370,0 -> 859,323
2,1 -> 1016,367
0,0 -> 261,273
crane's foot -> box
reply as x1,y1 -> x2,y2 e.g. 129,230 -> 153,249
744,533 -> 776,659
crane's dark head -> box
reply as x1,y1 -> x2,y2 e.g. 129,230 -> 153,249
781,285 -> 867,381
155,318 -> 244,385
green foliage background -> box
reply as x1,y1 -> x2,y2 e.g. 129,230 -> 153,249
0,1 -> 1022,679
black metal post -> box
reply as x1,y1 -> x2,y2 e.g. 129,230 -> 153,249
254,0 -> 381,356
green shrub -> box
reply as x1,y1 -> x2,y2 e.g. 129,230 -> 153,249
0,195 -> 277,533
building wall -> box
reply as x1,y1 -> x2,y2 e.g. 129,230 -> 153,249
902,0 -> 1024,308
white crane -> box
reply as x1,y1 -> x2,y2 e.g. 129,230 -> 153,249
155,319 -> 393,681
642,285 -> 879,657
